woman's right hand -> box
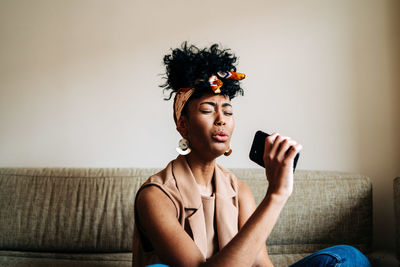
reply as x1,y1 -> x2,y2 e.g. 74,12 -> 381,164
263,133 -> 303,198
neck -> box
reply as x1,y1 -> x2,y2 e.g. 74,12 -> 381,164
185,152 -> 216,188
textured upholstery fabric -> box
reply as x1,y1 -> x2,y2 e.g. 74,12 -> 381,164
0,168 -> 373,266
236,169 -> 372,255
0,168 -> 156,252
393,177 -> 400,260
0,251 -> 131,267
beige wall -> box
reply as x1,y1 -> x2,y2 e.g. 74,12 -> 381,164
1,0 -> 399,252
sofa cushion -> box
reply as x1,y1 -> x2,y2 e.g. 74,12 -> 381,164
0,168 -> 159,252
0,250 -> 131,267
0,168 -> 372,257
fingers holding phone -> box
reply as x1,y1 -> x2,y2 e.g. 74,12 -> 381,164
249,131 -> 302,197
266,133 -> 301,165
249,131 -> 301,172
263,133 -> 302,197
263,133 -> 297,172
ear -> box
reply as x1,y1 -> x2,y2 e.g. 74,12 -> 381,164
176,116 -> 189,138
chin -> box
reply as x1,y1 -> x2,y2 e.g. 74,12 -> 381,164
193,141 -> 229,159
211,145 -> 229,157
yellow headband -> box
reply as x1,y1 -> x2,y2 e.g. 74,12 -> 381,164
173,71 -> 246,125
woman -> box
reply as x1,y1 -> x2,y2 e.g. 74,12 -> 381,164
132,42 -> 371,267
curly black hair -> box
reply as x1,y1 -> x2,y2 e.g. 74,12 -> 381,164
160,42 -> 244,101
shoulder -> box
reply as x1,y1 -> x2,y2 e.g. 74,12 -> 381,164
146,161 -> 176,187
143,159 -> 181,196
136,185 -> 176,218
237,177 -> 255,203
135,160 -> 183,219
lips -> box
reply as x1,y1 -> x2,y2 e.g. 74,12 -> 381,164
212,132 -> 229,142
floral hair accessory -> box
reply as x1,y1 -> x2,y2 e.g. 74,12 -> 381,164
209,71 -> 246,93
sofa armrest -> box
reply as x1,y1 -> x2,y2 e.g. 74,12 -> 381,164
393,177 -> 400,260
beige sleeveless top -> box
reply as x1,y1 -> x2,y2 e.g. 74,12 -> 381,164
132,155 -> 239,266
201,193 -> 219,258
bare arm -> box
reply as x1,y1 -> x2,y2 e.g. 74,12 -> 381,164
135,133 -> 302,267
237,179 -> 274,267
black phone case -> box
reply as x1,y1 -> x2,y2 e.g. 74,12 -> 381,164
249,130 -> 300,172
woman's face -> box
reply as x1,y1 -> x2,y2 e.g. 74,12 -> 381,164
182,92 -> 235,159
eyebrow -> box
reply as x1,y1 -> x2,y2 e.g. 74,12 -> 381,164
200,101 -> 216,106
199,102 -> 232,107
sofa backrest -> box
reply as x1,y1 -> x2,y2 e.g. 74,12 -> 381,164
235,169 -> 372,254
0,168 -> 372,255
393,177 -> 400,260
0,168 -> 154,253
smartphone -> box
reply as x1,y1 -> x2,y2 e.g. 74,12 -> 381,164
249,130 -> 300,172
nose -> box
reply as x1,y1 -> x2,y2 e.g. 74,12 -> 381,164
215,120 -> 225,126
214,110 -> 226,126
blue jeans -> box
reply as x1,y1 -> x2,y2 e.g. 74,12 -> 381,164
147,245 -> 371,267
289,245 -> 371,267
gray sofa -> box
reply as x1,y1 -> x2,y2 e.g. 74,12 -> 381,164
0,168 -> 373,266
393,177 -> 400,262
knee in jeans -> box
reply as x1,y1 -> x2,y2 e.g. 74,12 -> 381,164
328,245 -> 370,266
333,245 -> 362,256
289,245 -> 371,267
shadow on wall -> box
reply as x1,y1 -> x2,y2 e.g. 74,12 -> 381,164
388,0 -> 400,161
348,0 -> 400,251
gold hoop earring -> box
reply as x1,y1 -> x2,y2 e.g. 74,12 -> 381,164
224,148 -> 232,156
